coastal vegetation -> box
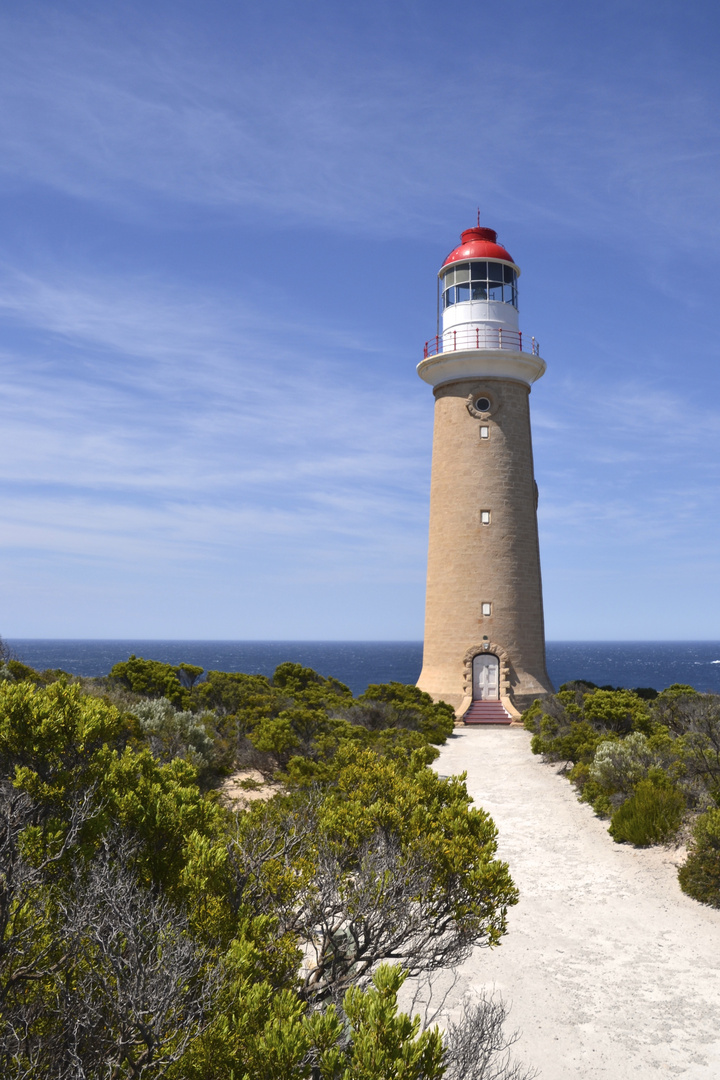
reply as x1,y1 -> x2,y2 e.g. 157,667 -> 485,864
0,645 -> 529,1080
523,681 -> 720,907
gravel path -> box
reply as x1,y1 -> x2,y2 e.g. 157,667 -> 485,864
431,727 -> 720,1080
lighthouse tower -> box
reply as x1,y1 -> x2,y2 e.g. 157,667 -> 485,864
416,223 -> 553,721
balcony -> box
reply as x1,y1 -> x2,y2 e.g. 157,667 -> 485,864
423,327 -> 539,359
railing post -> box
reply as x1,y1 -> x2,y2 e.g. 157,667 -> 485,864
476,327 -> 479,349
518,331 -> 522,352
531,336 -> 536,355
424,342 -> 428,359
453,330 -> 457,351
498,328 -> 502,349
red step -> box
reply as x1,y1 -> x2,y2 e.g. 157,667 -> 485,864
462,700 -> 512,725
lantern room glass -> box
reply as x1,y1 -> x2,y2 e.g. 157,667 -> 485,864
441,261 -> 517,309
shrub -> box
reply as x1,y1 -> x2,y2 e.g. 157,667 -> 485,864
587,789 -> 613,818
110,655 -> 192,708
583,689 -> 653,736
531,719 -> 604,765
673,697 -> 720,801
651,684 -> 699,734
522,700 -> 543,731
0,660 -> 68,686
247,715 -> 300,769
130,697 -> 215,771
568,761 -> 590,788
567,763 -> 612,817
193,670 -> 275,720
353,682 -> 455,744
678,808 -> 720,907
609,772 -> 685,846
526,687 -> 654,763
272,661 -> 351,700
590,732 -> 656,796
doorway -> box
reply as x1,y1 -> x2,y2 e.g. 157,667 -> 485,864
472,653 -> 500,700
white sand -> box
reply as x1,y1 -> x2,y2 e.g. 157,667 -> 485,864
431,727 -> 720,1079
220,767 -> 279,807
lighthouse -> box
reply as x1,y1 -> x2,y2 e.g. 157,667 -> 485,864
416,223 -> 553,722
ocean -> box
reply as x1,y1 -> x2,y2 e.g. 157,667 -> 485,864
6,639 -> 720,697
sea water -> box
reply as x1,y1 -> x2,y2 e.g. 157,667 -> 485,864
7,639 -> 720,697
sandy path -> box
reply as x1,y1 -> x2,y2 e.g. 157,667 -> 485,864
430,727 -> 720,1080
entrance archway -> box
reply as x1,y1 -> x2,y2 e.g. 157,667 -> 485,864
472,653 -> 500,701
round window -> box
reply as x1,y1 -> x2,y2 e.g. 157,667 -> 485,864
475,397 -> 491,412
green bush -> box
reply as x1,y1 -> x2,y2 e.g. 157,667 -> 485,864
193,669 -> 275,720
567,762 -> 612,817
272,661 -> 352,701
109,655 -> 192,708
129,697 -> 216,781
678,808 -> 720,907
651,684 -> 699,734
588,790 -> 613,818
590,732 -> 655,796
522,700 -> 543,731
531,719 -> 604,765
583,688 -> 652,736
356,682 -> 455,744
609,772 -> 685,846
568,761 -> 590,788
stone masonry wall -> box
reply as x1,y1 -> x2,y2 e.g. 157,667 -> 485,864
417,376 -> 554,712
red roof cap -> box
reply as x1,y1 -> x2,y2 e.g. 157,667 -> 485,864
442,226 -> 514,267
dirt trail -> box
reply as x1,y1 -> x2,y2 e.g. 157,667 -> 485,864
431,727 -> 720,1080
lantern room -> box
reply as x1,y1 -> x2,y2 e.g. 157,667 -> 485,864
420,221 -> 543,382
439,226 -> 520,347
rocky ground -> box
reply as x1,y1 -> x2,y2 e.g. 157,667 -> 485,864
428,727 -> 720,1080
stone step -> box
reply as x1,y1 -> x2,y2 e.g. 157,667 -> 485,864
462,700 -> 513,725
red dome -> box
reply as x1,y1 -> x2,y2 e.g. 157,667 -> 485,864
442,226 -> 514,267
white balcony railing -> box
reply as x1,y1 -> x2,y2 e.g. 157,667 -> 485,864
423,327 -> 539,359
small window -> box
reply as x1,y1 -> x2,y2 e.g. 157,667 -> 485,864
487,262 -> 504,283
488,283 -> 503,301
445,286 -> 455,306
471,282 -> 487,300
443,267 -> 454,287
475,397 -> 491,412
482,602 -> 492,616
454,263 -> 470,282
503,265 -> 515,284
480,425 -> 489,439
471,261 -> 487,280
456,282 -> 470,302
481,510 -> 491,525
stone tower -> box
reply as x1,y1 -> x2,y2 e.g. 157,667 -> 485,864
416,223 -> 553,722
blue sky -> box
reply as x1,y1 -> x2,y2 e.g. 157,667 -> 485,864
1,0 -> 720,640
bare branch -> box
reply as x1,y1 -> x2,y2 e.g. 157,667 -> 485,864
443,994 -> 538,1080
2,836 -> 214,1079
227,798 -> 513,1005
0,779 -> 101,1007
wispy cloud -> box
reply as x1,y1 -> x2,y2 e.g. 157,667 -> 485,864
0,263 -> 431,588
534,373 -> 720,560
2,8 -> 720,255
